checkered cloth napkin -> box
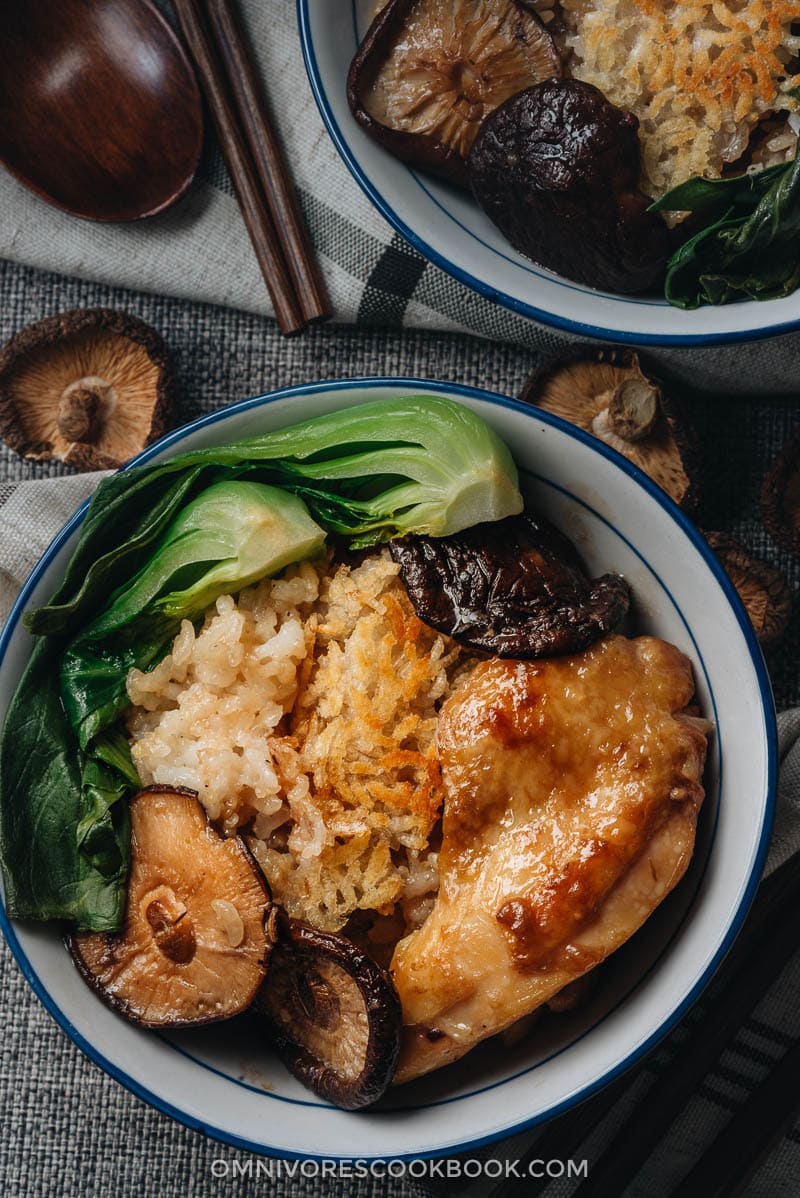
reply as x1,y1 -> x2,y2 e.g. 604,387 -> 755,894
1,468 -> 800,1197
1,0 -> 800,395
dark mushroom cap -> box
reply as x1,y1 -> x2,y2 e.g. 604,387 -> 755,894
69,787 -> 273,1028
257,917 -> 402,1110
0,308 -> 174,471
761,428 -> 800,560
347,0 -> 560,187
389,511 -> 630,658
703,531 -> 791,649
521,349 -> 700,512
468,79 -> 670,293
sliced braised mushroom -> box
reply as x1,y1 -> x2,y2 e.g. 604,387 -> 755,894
70,786 -> 273,1027
0,308 -> 173,470
348,0 -> 560,186
257,917 -> 402,1110
521,351 -> 699,511
704,531 -> 791,649
389,511 -> 630,657
761,430 -> 800,560
468,79 -> 669,293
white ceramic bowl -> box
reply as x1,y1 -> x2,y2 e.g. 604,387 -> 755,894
298,0 -> 800,347
0,378 -> 776,1159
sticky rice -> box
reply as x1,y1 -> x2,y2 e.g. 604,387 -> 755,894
126,551 -> 465,933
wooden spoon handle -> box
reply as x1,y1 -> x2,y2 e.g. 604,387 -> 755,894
205,0 -> 330,324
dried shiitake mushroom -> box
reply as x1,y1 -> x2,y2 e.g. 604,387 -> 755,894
468,79 -> 669,293
348,0 -> 560,186
0,308 -> 173,470
521,350 -> 699,511
70,787 -> 274,1027
390,511 -> 630,657
257,917 -> 402,1110
761,429 -> 800,560
704,531 -> 791,649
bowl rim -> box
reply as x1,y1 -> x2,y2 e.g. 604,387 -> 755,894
297,0 -> 800,348
0,375 -> 778,1159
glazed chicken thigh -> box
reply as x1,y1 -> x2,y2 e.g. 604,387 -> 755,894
391,634 -> 709,1082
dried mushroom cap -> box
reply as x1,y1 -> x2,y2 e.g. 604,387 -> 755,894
390,511 -> 630,658
257,917 -> 402,1110
348,0 -> 560,186
0,308 -> 173,471
467,80 -> 669,294
70,787 -> 273,1028
704,531 -> 791,649
521,351 -> 699,511
761,429 -> 800,560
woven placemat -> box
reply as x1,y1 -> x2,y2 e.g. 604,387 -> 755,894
1,257 -> 799,1197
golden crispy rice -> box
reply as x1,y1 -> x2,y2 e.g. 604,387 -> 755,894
561,0 -> 800,197
127,552 -> 463,934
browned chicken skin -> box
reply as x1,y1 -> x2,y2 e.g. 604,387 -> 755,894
391,634 -> 709,1083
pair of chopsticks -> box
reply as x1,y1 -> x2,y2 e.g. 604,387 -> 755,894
172,0 -> 329,335
487,851 -> 800,1198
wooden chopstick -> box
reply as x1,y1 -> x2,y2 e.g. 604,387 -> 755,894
489,852 -> 800,1198
171,0 -> 306,335
671,1034 -> 800,1198
205,0 -> 329,324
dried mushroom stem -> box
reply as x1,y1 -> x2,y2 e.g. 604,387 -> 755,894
57,376 -> 115,443
520,351 -> 699,512
592,376 -> 660,444
143,886 -> 195,965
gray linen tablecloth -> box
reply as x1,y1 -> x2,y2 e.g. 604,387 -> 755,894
1,2 -> 800,1194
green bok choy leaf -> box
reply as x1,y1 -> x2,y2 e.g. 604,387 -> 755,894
0,395 -> 522,932
26,395 -> 521,638
61,481 -> 325,748
0,482 -> 324,930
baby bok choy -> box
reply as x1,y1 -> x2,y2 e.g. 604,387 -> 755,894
0,394 -> 522,933
0,482 -> 324,931
62,481 -> 324,749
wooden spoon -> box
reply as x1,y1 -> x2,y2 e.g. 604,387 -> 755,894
0,0 -> 203,222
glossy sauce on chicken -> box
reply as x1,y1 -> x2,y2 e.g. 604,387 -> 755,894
391,634 -> 709,1081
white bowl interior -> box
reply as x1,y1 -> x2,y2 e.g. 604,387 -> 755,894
298,0 -> 800,345
0,380 -> 774,1158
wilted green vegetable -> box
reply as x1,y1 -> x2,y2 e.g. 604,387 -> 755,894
62,481 -> 324,750
0,481 -> 324,931
653,155 -> 800,309
0,395 -> 523,931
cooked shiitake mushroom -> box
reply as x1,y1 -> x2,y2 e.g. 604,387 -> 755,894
704,531 -> 791,649
468,79 -> 670,293
761,429 -> 800,560
257,917 -> 402,1110
348,0 -> 560,186
0,308 -> 173,470
389,511 -> 630,657
521,351 -> 699,511
70,787 -> 273,1027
